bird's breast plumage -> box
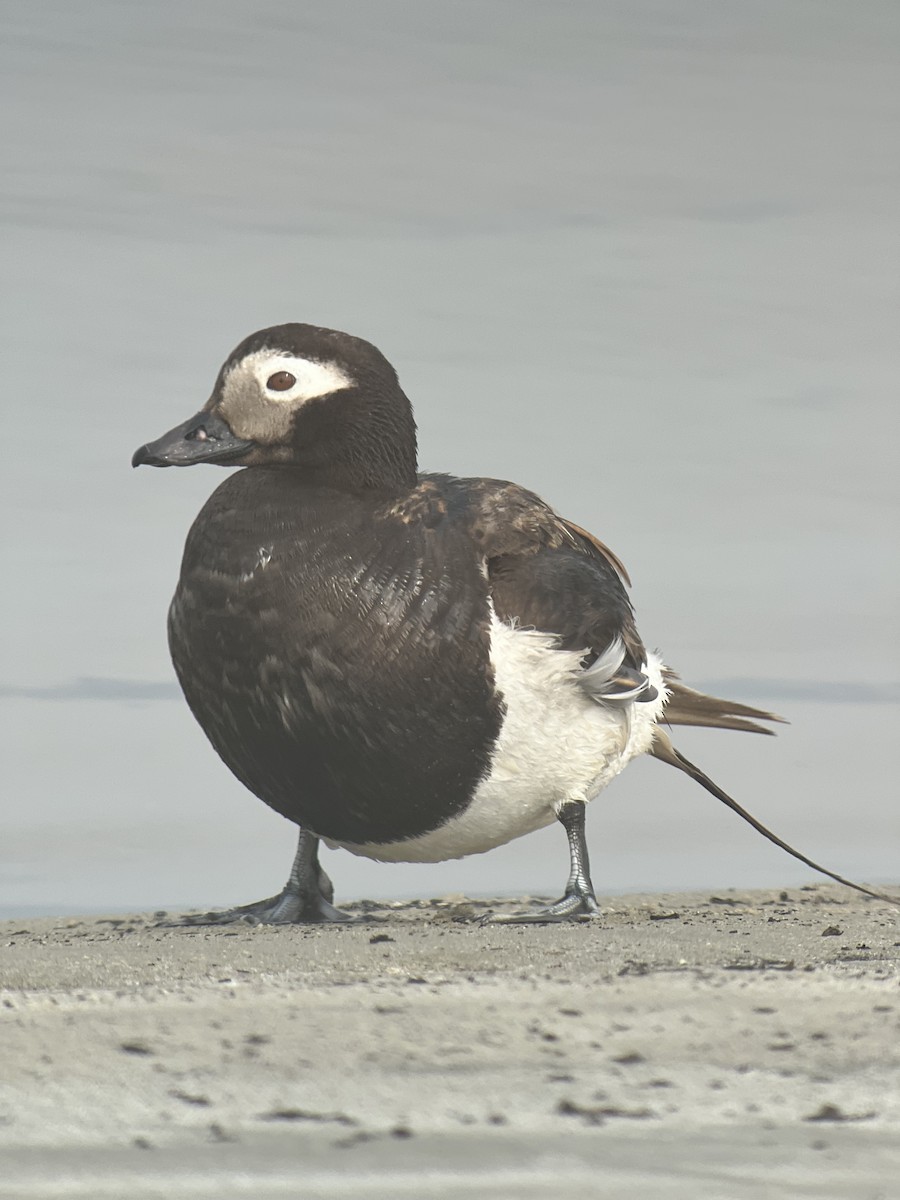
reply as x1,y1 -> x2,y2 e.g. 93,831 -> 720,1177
167,468 -> 502,844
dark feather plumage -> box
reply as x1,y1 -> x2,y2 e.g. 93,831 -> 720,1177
169,470 -> 503,846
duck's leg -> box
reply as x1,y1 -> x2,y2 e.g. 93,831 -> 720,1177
163,828 -> 353,926
486,801 -> 602,923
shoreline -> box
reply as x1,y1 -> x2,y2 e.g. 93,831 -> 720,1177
2,885 -> 898,1198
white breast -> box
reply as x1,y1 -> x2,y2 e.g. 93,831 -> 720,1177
334,615 -> 668,864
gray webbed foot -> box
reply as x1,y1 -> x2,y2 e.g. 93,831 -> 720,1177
485,890 -> 602,925
158,829 -> 354,927
483,802 -> 603,925
170,887 -> 351,927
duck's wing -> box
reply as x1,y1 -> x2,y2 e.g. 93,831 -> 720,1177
444,476 -> 653,703
556,517 -> 632,586
447,476 -> 785,726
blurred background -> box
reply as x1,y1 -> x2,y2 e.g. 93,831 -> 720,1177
2,1 -> 897,917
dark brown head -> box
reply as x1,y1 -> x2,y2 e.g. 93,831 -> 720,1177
132,323 -> 418,492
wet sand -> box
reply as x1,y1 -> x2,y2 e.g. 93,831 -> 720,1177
2,885 -> 898,1199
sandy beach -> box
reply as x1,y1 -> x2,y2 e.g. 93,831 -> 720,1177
2,884 -> 898,1198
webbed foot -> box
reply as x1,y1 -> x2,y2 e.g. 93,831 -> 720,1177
158,829 -> 353,926
169,887 -> 351,927
484,890 -> 602,925
484,802 -> 602,925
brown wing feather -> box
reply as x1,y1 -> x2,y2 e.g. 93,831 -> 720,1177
452,477 -> 644,665
559,519 -> 632,587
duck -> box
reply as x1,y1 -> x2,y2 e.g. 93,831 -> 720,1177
132,323 -> 887,923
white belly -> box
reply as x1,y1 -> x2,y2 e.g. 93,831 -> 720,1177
333,617 -> 668,864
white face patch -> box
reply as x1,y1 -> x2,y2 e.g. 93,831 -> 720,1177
235,350 -> 354,406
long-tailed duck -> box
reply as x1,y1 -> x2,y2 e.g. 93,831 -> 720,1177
133,323 -> 889,922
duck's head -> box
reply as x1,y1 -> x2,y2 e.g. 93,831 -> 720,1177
132,323 -> 418,491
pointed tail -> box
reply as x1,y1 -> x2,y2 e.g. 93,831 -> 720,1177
663,672 -> 787,736
650,728 -> 897,907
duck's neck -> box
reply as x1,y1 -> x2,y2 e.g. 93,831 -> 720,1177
287,386 -> 419,495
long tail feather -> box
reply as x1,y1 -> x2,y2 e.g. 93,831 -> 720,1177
650,729 -> 897,907
663,672 -> 786,736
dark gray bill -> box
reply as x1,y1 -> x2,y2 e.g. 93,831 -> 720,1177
132,411 -> 255,467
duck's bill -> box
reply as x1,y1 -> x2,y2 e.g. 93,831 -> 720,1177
132,411 -> 255,468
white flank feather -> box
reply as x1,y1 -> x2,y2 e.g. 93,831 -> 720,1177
333,614 -> 668,864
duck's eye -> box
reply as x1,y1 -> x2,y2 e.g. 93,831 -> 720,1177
266,371 -> 297,392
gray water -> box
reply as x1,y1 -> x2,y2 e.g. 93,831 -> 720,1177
2,1 -> 898,918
